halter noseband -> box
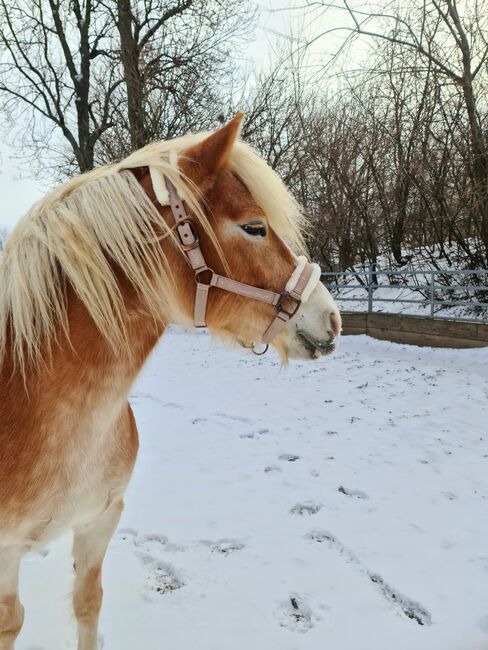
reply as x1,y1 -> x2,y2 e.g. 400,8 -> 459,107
157,174 -> 320,349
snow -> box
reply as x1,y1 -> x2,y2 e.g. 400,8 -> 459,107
17,329 -> 488,650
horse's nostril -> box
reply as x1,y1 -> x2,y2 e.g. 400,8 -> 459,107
329,311 -> 341,338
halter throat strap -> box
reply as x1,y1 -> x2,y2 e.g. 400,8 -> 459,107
162,175 -> 317,344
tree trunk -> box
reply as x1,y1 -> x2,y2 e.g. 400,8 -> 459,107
117,0 -> 146,150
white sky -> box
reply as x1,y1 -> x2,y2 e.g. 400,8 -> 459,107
0,0 -> 361,231
0,146 -> 44,230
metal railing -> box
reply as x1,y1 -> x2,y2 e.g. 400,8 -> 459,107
321,265 -> 488,323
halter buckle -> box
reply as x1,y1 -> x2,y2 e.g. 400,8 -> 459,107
177,218 -> 200,251
276,292 -> 301,318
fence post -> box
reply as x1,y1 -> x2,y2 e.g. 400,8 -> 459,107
430,271 -> 435,318
368,263 -> 374,314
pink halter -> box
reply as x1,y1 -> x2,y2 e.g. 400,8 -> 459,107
161,176 -> 319,347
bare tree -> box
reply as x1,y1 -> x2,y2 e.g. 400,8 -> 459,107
302,0 -> 488,263
0,0 -> 117,173
107,0 -> 254,156
0,0 -> 255,176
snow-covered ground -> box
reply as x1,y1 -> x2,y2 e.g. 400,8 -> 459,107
18,329 -> 488,650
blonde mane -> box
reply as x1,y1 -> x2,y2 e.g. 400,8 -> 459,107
0,133 -> 306,371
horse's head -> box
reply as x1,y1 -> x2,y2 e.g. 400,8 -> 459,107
142,114 -> 340,361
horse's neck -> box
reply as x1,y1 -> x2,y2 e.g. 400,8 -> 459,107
7,282 -> 165,420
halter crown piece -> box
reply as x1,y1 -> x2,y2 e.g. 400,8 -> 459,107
150,169 -> 321,352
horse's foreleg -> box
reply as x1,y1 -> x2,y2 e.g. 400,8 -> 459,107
0,546 -> 24,650
72,499 -> 123,650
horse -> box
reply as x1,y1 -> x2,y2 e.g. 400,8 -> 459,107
0,113 -> 340,650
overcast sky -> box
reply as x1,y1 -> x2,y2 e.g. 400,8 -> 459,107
0,0 -> 358,231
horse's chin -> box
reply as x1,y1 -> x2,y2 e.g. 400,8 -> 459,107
286,331 -> 338,361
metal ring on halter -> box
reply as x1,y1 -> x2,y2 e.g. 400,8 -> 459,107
252,343 -> 269,355
194,267 -> 214,285
240,341 -> 269,356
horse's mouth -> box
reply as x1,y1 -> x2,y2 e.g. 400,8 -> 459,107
297,331 -> 337,359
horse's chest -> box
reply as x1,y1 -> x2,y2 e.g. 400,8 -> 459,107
6,399 -> 137,546
52,405 -> 134,522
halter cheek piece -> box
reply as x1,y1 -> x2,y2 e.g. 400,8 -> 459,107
154,174 -> 321,351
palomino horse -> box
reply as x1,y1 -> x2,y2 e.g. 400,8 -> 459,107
0,114 -> 340,649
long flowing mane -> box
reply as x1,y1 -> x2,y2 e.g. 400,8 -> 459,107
0,133 -> 305,371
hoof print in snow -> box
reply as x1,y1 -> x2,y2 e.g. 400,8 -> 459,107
243,428 -> 271,438
117,527 -> 137,540
202,539 -> 245,555
305,530 -> 337,545
290,502 -> 322,516
147,560 -> 184,595
279,453 -> 300,462
134,532 -> 184,553
137,533 -> 169,547
369,574 -> 431,626
275,594 -> 315,633
442,491 -> 457,501
338,485 -> 369,500
264,464 -> 282,473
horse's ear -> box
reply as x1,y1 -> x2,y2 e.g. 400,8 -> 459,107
180,113 -> 244,189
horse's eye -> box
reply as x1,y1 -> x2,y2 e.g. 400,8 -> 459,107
240,222 -> 266,237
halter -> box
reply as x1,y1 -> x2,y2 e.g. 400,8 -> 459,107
152,172 -> 321,350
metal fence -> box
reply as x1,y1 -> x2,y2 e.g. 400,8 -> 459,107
321,266 -> 488,323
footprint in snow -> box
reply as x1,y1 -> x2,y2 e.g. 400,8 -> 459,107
264,465 -> 282,473
117,528 -> 184,553
116,528 -> 185,596
215,412 -> 252,423
369,574 -> 431,626
338,485 -> 369,500
290,502 -> 322,516
274,594 -> 318,633
306,530 -> 431,626
240,428 -> 271,439
200,538 -> 246,555
278,453 -> 300,462
136,532 -> 185,553
138,552 -> 184,595
442,491 -> 457,500
117,527 -> 137,540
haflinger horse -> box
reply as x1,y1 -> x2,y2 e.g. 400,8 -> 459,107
0,113 -> 340,649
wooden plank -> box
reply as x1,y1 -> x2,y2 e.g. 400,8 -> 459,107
342,313 -> 367,328
476,324 -> 488,341
340,311 -> 488,347
367,313 -> 479,338
366,327 -> 488,349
